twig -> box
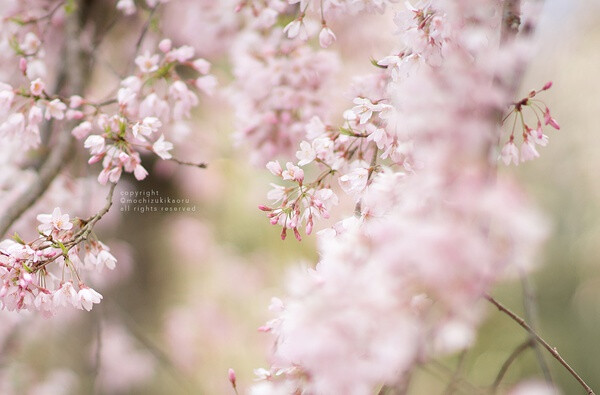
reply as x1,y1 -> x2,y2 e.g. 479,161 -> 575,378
75,183 -> 116,242
520,272 -> 553,384
11,1 -> 66,25
128,5 -> 159,75
492,338 -> 534,391
377,369 -> 412,395
485,294 -> 595,395
443,350 -> 468,395
31,183 -> 116,272
423,361 -> 486,395
134,5 -> 158,52
168,158 -> 207,169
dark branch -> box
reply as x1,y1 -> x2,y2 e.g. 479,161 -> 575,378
486,294 -> 595,395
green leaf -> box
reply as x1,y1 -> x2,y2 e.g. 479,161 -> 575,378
57,241 -> 69,255
339,127 -> 355,136
8,17 -> 25,26
370,57 -> 387,69
9,36 -> 23,55
12,232 -> 26,244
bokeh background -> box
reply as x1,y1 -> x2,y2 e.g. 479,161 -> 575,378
1,1 -> 599,394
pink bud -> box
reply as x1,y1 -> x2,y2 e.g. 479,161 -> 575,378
319,26 -> 336,48
544,108 -> 560,130
66,110 -> 84,120
266,161 -> 282,176
19,57 -> 27,74
257,325 -> 271,332
69,95 -> 83,108
543,81 -> 553,90
258,205 -> 272,212
228,368 -> 237,388
280,227 -> 287,240
305,216 -> 313,235
158,39 -> 172,53
293,227 -> 302,241
88,154 -> 104,164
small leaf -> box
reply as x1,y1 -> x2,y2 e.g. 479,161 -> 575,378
12,232 -> 26,244
339,127 -> 354,136
370,57 -> 387,69
57,241 -> 69,255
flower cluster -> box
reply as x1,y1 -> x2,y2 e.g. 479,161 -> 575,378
257,0 -> 398,47
230,28 -> 338,163
260,160 -> 338,240
392,0 -> 451,64
500,82 -> 561,165
0,207 -> 116,316
0,44 -> 73,151
72,39 -> 215,184
259,70 -> 403,238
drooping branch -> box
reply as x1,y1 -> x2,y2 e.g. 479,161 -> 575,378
492,338 -> 534,391
519,272 -> 553,384
485,294 -> 595,395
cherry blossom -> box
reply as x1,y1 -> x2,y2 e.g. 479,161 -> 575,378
36,207 -> 73,234
153,134 -> 174,160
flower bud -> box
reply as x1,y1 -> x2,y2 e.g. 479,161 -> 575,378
319,26 -> 336,48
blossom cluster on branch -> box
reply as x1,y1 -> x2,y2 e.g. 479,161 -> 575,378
245,0 -> 562,393
0,206 -> 114,316
0,0 -> 211,315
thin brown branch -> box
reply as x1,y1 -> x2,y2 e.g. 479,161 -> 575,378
485,294 -> 595,395
75,182 -> 116,242
134,5 -> 158,52
128,5 -> 159,76
10,1 -> 66,25
424,361 -> 486,395
520,272 -> 553,384
443,350 -> 468,395
492,338 -> 534,391
168,157 -> 207,169
31,183 -> 116,272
